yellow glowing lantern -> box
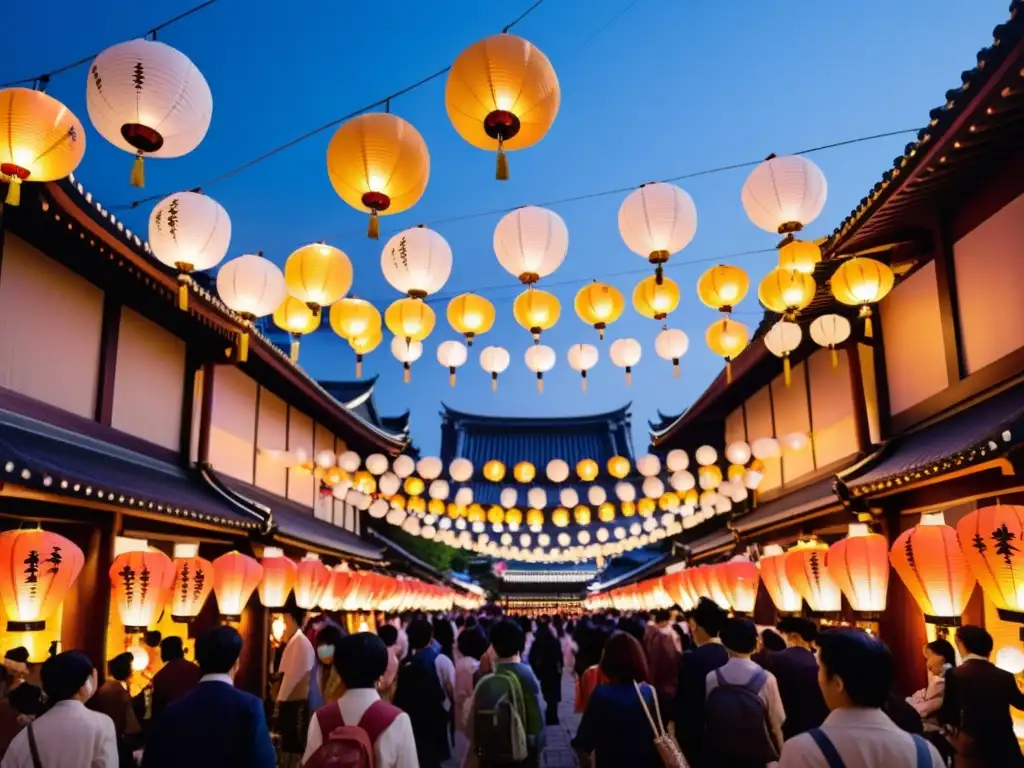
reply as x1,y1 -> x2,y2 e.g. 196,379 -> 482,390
505,508 -> 523,527
683,489 -> 699,507
326,112 -> 430,238
391,495 -> 407,510
830,257 -> 894,335
447,293 -> 496,346
325,467 -> 349,486
284,243 -> 353,318
403,476 -> 425,496
698,464 -> 723,489
576,459 -> 599,482
551,508 -> 570,527
633,275 -> 680,320
446,502 -> 461,518
575,281 -> 624,339
348,328 -> 383,378
428,499 -> 446,516
697,265 -> 749,313
598,502 -> 616,522
513,288 -> 561,342
638,498 -> 656,517
467,504 -> 486,523
331,297 -> 382,342
273,296 -> 320,363
353,471 -> 377,494
514,462 -> 536,483
483,460 -> 507,483
574,505 -> 592,526
758,268 -> 816,318
385,298 -> 435,343
706,317 -> 749,384
659,492 -> 680,510
488,506 -> 505,524
527,508 -> 545,528
607,456 -> 631,479
407,496 -> 426,514
445,33 -> 560,180
778,238 -> 821,274
727,463 -> 746,482
0,88 -> 85,206
620,501 -> 637,517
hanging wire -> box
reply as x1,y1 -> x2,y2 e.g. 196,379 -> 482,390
0,0 -> 219,88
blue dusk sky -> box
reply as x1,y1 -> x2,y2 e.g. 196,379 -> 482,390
4,0 -> 1008,455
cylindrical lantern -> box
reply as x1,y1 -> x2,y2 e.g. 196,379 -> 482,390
258,548 -> 297,609
784,539 -> 841,615
525,345 -> 556,393
809,314 -> 852,369
514,288 -> 561,342
830,257 -> 895,335
0,529 -> 85,631
741,154 -> 827,234
436,340 -> 468,386
697,265 -> 750,313
567,343 -> 599,392
381,226 -> 452,298
480,345 -> 511,391
826,523 -> 889,616
575,281 -> 624,339
109,549 -> 174,633
169,555 -> 214,623
764,320 -> 803,386
957,504 -> 1024,624
284,243 -> 353,314
447,293 -> 496,346
706,317 -> 749,383
273,297 -> 320,363
212,551 -> 264,621
319,565 -> 355,612
633,275 -> 680,320
655,327 -> 689,377
609,338 -> 641,386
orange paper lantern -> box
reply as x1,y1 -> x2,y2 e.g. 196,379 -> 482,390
785,539 -> 841,614
758,544 -> 802,614
258,550 -> 297,609
0,529 -> 85,631
701,565 -> 732,611
212,551 -> 263,620
169,555 -> 214,623
826,524 -> 889,615
716,557 -> 760,615
319,565 -> 356,611
294,555 -> 331,610
957,504 -> 1024,623
109,550 -> 175,632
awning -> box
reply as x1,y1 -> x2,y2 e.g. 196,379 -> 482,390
212,474 -> 381,561
687,527 -> 736,558
0,409 -> 263,531
731,476 -> 841,534
366,527 -> 444,583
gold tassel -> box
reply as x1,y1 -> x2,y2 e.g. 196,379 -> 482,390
831,347 -> 839,370
238,331 -> 249,362
581,374 -> 587,393
784,355 -> 791,386
625,369 -> 632,387
491,373 -> 498,392
726,360 -> 733,384
598,327 -> 605,340
496,138 -> 509,181
673,361 -> 680,379
130,152 -> 145,188
403,363 -> 411,384
356,355 -> 363,379
4,176 -> 21,206
449,369 -> 456,387
537,375 -> 543,394
368,210 -> 379,240
178,281 -> 189,311
290,338 -> 300,363
864,313 -> 873,338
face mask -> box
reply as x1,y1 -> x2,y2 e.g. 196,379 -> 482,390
317,645 -> 335,662
82,675 -> 96,699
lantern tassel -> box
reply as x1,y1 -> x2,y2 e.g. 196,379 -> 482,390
864,313 -> 873,338
726,360 -> 733,384
238,331 -> 249,363
830,347 -> 839,370
496,137 -> 509,181
4,176 -> 21,207
581,372 -> 588,393
625,367 -> 632,387
403,362 -> 411,384
130,152 -> 145,188
368,210 -> 380,240
537,373 -> 543,394
290,337 -> 300,363
673,360 -> 680,379
177,280 -> 189,311
356,354 -> 363,379
783,355 -> 791,386
491,372 -> 498,392
449,367 -> 456,387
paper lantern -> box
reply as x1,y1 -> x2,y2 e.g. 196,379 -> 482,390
608,456 -> 631,479
567,343 -> 599,391
616,483 -> 637,505
741,154 -> 827,234
273,297 -> 320,363
437,340 -> 468,386
449,458 -> 474,483
808,313 -> 852,370
428,479 -> 449,501
212,552 -> 264,620
494,206 -> 568,284
446,34 -> 559,179
0,529 -> 85,631
694,565 -> 731,610
608,338 -> 642,386
479,345 -> 511,391
694,446 -> 716,466
284,243 -> 353,315
87,39 -> 212,187
381,226 -> 452,298
514,289 -> 561,342
588,486 -> 607,506
697,265 -> 749,313
447,293 -> 495,347
348,329 -> 382,378
642,477 -> 665,499
575,282 -> 624,339
785,539 -> 841,614
781,432 -> 808,452
404,476 -> 425,497
109,549 -> 174,632
633,275 -> 680,320
378,471 -> 399,496
417,457 -> 443,481
217,253 -> 287,362
574,505 -> 592,526
482,460 -> 506,483
338,451 -> 361,472
365,454 -> 389,476
698,465 -> 722,491
764,320 -> 802,386
330,297 -> 382,343
635,454 -> 660,477
758,268 -> 816,319
778,238 -> 821,274
576,459 -> 599,482
505,507 -> 523,527
618,182 -> 697,277
547,459 -> 570,483
706,318 -> 749,383
751,438 -> 781,460
169,555 -> 214,623
525,345 -> 556,393
670,470 -> 695,493
759,544 -> 802,613
551,508 -> 570,527
386,298 -> 435,345
511,461 -> 536,484
655,327 -> 689,377
148,191 -> 231,310
319,565 -> 356,611
830,257 -> 895,335
827,524 -> 889,615
326,112 -> 429,238
393,455 -> 415,479
0,88 -> 85,206
957,504 -> 1024,623
717,556 -> 760,615
258,549 -> 297,609
499,487 -> 518,508
725,441 -> 751,466
390,336 -> 423,383
353,471 -> 377,494
527,507 -> 545,528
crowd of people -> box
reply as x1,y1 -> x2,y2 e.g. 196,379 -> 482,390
1,600 -> 1023,767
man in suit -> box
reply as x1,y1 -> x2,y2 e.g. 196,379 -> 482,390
765,616 -> 830,740
673,597 -> 729,768
142,626 -> 276,768
941,624 -> 1024,767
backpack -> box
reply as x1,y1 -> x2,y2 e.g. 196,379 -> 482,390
304,699 -> 402,768
472,669 -> 529,764
704,667 -> 778,762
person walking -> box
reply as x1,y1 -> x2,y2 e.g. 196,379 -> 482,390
377,625 -> 401,703
777,628 -> 943,768
765,617 -> 829,740
528,620 -> 563,726
454,627 -> 486,735
643,609 -> 681,715
311,625 -> 346,709
142,626 -> 276,768
673,597 -> 729,767
275,607 -> 316,767
148,637 -> 201,725
394,618 -> 450,768
87,653 -> 142,767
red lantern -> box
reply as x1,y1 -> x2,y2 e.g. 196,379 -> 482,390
827,524 -> 889,615
212,551 -> 263,620
259,549 -> 297,608
109,549 -> 175,633
294,555 -> 331,610
784,539 -> 841,615
319,565 -> 356,611
716,557 -> 760,615
957,504 -> 1024,624
758,544 -> 802,614
0,529 -> 85,631
891,511 -> 975,626
169,555 -> 214,623
696,564 -> 731,611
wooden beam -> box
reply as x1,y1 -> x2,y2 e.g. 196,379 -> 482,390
845,343 -> 871,455
95,297 -> 121,426
197,363 -> 216,465
179,347 -> 202,467
872,304 -> 893,441
931,217 -> 966,384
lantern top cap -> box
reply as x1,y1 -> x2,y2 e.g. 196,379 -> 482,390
263,547 -> 285,558
920,511 -> 946,527
847,523 -> 870,538
762,543 -> 784,557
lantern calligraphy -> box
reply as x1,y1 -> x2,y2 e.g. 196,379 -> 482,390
0,529 -> 84,631
785,539 -> 841,615
957,504 -> 1024,624
381,226 -> 452,298
109,549 -> 174,633
169,554 -> 214,623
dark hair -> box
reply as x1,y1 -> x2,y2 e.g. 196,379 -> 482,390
4,647 -> 29,664
720,618 -> 758,655
8,682 -> 42,716
599,632 -> 650,685
315,625 -> 345,665
378,624 -> 399,647
334,633 -> 388,689
817,629 -> 893,708
955,625 -> 993,658
457,627 -> 488,660
195,626 -> 243,675
490,619 -> 525,659
926,638 -> 956,668
160,636 -> 185,662
144,631 -> 162,649
407,618 -> 434,651
777,616 -> 818,644
691,597 -> 727,637
285,606 -> 306,627
434,617 -> 455,659
108,652 -> 133,682
760,628 -> 787,653
652,609 -> 671,624
40,651 -> 94,702
617,617 -> 645,643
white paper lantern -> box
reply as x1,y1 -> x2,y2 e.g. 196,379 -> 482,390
449,459 -> 474,483
355,492 -> 372,511
618,183 -> 698,266
636,454 -> 661,477
751,437 -> 781,460
670,470 -> 695,493
642,477 -> 665,499
731,485 -> 748,503
439,517 -> 453,530
338,451 -> 361,472
578,530 -> 591,545
665,449 -> 689,473
148,192 -> 231,305
314,450 -> 336,470
493,206 -> 568,284
781,432 -> 809,452
725,441 -> 752,465
525,345 -> 556,393
368,499 -> 389,519
500,488 -> 518,508
764,320 -> 803,386
402,516 -> 421,535
386,507 -> 407,526
546,459 -> 569,483
217,254 -> 287,318
428,479 -> 450,500
87,39 -> 212,185
655,328 -> 689,377
378,472 -> 401,496
478,345 -> 511,391
454,487 -> 474,507
417,456 -> 443,480
391,336 -> 423,383
695,445 -> 718,466
527,488 -> 548,509
557,533 -> 571,547
609,338 -> 642,385
615,482 -> 636,503
743,468 -> 764,489
365,454 -> 389,475
809,313 -> 852,368
996,646 -> 1024,675
587,486 -> 607,506
566,343 -> 599,392
391,455 -> 414,479
291,447 -> 310,466
560,488 -> 579,508
741,155 -> 828,234
381,226 -> 452,297
642,517 -> 658,532
437,340 -> 468,386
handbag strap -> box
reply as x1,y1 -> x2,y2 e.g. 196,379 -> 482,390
632,681 -> 663,738
808,728 -> 845,768
27,723 -> 43,768
911,734 -> 932,768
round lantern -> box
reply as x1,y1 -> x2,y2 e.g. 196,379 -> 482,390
717,556 -> 760,615
258,548 -> 297,609
809,314 -> 852,369
781,432 -> 809,453
169,555 -> 214,623
273,297 -> 320,363
319,565 -> 355,612
697,265 -> 750,313
618,183 -> 698,279
764,320 -> 803,386
445,34 -> 559,179
706,318 -> 749,383
633,275 -> 680,320
784,539 -> 841,615
758,268 -> 816,318
642,477 -> 665,499
741,154 -> 827,234
957,504 -> 1024,623
417,456 -> 443,481
483,460 -> 506,483
551,508 -> 570,528
778,238 -> 821,274
447,293 -> 495,346
525,344 -> 556,393
636,454 -> 661,477
284,243 -> 353,314
217,253 -> 287,361
827,523 -> 889,616
655,327 -> 689,377
395,454 -> 417,478
212,552 -> 264,621
609,338 -> 641,386
87,39 -> 212,187
480,345 -> 511,391
514,288 -> 561,342
500,487 -> 518,508
494,206 -> 568,284
670,469 -> 695,493
437,340 -> 468,386
148,191 -> 231,310
759,543 -> 802,613
607,456 -> 631,479
0,529 -> 85,631
390,336 -> 423,383
109,549 -> 174,632
830,257 -> 895,335
429,479 -> 449,500
514,462 -> 536,484
577,459 -> 599,482
385,298 -> 435,344
348,329 -> 383,378
574,505 -> 592,526
381,226 -> 452,298
891,511 -> 975,626
326,112 -> 430,238
547,459 -> 570,483
449,458 -> 474,483
0,88 -> 85,206
567,343 -> 599,392
751,438 -> 781,460
575,282 -> 624,339
695,446 -> 717,466
330,297 -> 382,343
365,454 -> 389,476
527,507 -> 544,529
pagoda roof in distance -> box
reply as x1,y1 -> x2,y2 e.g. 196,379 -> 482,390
319,376 -> 411,440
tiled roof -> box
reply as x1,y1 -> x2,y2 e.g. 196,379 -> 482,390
730,476 -> 840,534
591,549 -> 670,590
687,526 -> 736,559
319,377 -> 411,439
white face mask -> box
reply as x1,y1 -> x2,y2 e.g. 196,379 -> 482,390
317,645 -> 335,662
81,674 -> 96,700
